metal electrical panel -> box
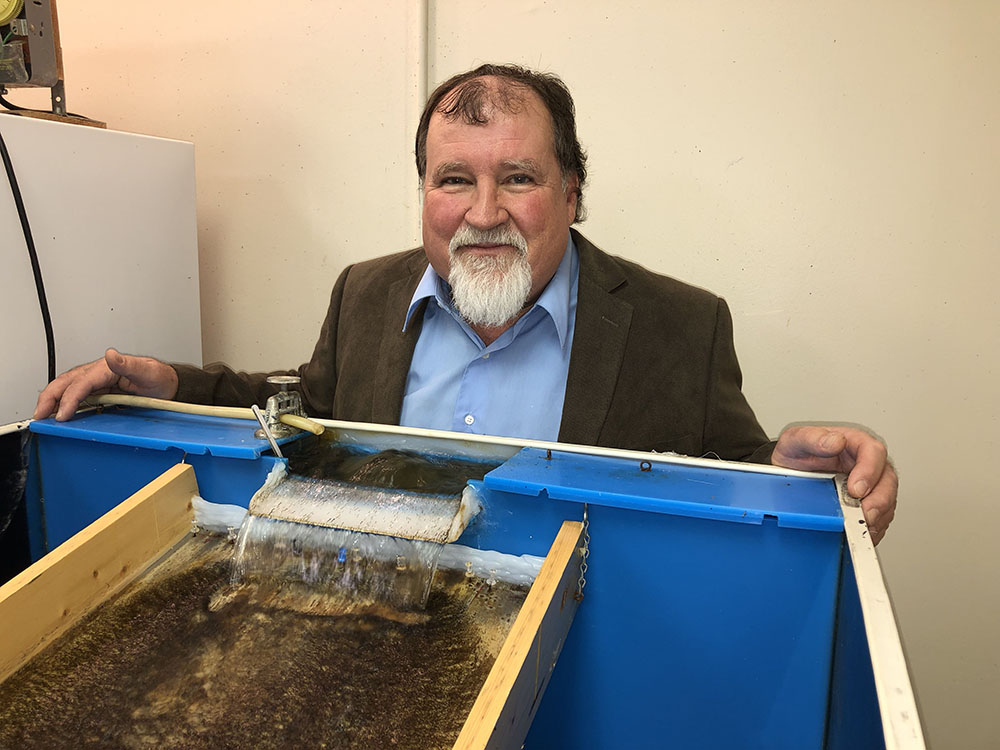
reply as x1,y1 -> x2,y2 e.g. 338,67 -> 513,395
0,0 -> 60,87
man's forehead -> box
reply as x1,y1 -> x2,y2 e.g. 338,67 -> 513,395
434,78 -> 550,131
438,75 -> 529,114
428,89 -> 553,150
428,107 -> 544,137
424,115 -> 556,176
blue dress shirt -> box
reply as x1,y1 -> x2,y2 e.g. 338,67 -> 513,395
399,237 -> 579,441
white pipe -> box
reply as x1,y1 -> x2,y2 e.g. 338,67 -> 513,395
0,420 -> 31,438
94,394 -> 325,436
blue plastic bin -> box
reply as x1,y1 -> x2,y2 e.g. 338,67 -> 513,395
23,408 -> 886,748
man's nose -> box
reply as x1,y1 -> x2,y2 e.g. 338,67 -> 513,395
465,185 -> 508,228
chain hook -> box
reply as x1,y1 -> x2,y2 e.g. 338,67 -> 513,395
575,503 -> 590,601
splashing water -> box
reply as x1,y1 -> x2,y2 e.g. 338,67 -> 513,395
250,475 -> 468,543
224,445 -> 492,615
229,515 -> 446,612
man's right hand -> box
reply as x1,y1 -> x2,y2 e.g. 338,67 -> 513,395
34,348 -> 179,421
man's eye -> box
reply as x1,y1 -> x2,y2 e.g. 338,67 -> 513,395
440,176 -> 469,186
508,174 -> 534,185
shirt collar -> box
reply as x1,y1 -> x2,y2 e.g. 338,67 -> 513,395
403,262 -> 442,331
403,235 -> 577,348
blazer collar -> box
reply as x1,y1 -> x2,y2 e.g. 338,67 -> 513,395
371,250 -> 428,424
557,229 -> 633,446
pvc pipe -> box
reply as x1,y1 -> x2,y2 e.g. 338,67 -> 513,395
94,394 -> 325,435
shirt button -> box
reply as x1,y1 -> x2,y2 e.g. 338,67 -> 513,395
482,353 -> 490,359
464,414 -> 475,426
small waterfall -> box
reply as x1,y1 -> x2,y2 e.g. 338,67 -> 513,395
229,514 -> 445,612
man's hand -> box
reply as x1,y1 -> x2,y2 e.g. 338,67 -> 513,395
772,425 -> 898,545
34,348 -> 179,422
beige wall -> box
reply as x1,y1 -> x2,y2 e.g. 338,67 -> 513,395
23,2 -> 426,370
19,1 -> 998,746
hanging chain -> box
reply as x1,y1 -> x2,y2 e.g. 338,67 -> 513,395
575,503 -> 590,601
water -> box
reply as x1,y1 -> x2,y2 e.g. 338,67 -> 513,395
285,443 -> 497,495
250,475 -> 468,543
230,514 -> 446,612
0,535 -> 530,750
229,445 -> 499,613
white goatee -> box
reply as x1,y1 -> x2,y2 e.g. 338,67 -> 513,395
447,224 -> 532,328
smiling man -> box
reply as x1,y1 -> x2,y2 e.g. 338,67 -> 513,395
420,79 -> 578,340
34,64 -> 898,543
398,72 -> 584,440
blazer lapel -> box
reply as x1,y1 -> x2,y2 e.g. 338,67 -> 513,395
558,232 -> 633,446
371,254 -> 428,424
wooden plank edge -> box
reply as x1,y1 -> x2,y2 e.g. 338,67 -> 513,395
454,520 -> 584,750
0,463 -> 198,683
0,110 -> 108,129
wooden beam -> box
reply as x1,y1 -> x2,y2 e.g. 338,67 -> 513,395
0,463 -> 198,682
454,520 -> 585,750
0,110 -> 107,129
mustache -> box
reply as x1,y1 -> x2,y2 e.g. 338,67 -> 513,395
448,224 -> 528,256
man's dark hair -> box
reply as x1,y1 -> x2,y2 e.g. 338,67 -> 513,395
414,64 -> 588,223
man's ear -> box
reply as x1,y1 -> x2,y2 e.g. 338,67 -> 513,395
564,175 -> 579,224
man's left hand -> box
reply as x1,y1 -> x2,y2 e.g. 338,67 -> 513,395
771,425 -> 897,545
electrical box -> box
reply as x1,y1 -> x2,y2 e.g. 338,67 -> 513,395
0,0 -> 60,87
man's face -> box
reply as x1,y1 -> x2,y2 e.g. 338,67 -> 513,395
421,88 -> 578,323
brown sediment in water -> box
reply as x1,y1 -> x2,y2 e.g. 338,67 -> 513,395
286,440 -> 499,495
0,534 -> 527,750
208,579 -> 433,624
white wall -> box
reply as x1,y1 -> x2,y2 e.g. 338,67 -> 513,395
14,1 -> 999,746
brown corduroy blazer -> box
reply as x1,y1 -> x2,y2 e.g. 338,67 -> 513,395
175,230 -> 773,463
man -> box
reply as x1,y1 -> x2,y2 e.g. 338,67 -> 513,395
34,64 -> 897,543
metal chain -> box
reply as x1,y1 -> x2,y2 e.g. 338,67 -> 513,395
575,503 -> 590,601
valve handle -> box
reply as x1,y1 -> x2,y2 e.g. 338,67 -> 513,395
266,375 -> 301,392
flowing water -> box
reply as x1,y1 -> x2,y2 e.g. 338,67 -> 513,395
249,475 -> 467,543
231,442 -> 501,612
228,514 -> 446,613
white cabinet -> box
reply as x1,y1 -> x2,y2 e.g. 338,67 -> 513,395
0,115 -> 201,421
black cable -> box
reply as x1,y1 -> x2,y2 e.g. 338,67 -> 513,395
0,124 -> 56,382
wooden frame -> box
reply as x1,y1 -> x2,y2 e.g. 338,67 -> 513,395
0,463 -> 198,683
0,463 -> 582,748
454,520 -> 584,750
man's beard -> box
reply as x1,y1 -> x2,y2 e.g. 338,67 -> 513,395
448,224 -> 532,328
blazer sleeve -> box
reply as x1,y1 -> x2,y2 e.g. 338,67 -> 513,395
172,266 -> 351,417
704,298 -> 775,464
